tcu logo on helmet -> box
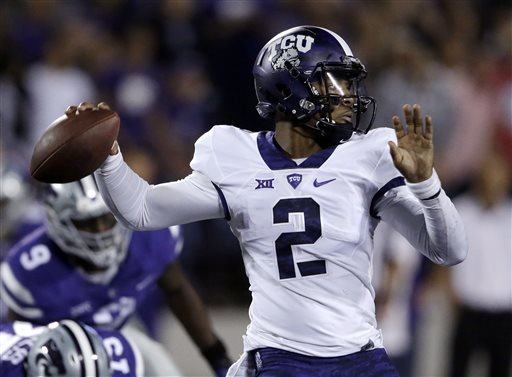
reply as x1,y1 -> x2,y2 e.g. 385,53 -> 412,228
269,34 -> 315,70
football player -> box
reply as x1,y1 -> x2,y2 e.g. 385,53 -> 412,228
0,175 -> 231,377
0,319 -> 142,376
91,25 -> 466,376
0,149 -> 43,323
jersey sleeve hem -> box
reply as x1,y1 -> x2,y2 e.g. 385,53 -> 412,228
405,170 -> 442,200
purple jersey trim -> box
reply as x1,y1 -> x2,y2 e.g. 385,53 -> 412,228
369,176 -> 405,218
212,182 -> 231,221
257,132 -> 338,170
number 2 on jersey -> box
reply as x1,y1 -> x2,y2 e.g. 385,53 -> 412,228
273,198 -> 326,279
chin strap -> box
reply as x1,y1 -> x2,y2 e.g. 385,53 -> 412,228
292,119 -> 354,148
316,119 -> 354,144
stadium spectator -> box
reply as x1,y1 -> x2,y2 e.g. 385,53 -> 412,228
373,222 -> 426,377
448,142 -> 512,377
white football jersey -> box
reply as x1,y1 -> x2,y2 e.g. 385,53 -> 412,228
190,126 -> 403,357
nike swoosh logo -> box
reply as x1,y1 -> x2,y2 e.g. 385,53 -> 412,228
313,178 -> 336,187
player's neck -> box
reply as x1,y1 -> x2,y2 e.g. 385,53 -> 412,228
274,122 -> 323,158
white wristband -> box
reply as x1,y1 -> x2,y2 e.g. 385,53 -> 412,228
406,169 -> 442,200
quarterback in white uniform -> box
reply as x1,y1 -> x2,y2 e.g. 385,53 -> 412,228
89,26 -> 466,376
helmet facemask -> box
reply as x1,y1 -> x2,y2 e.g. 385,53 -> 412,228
45,207 -> 130,270
42,176 -> 131,275
304,59 -> 377,146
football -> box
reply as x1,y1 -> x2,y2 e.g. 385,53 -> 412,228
30,109 -> 120,183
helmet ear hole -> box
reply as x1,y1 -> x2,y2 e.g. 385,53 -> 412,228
276,84 -> 292,100
276,103 -> 287,113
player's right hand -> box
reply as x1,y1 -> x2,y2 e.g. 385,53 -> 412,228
109,140 -> 119,155
65,101 -> 110,115
97,103 -> 120,155
65,102 -> 120,156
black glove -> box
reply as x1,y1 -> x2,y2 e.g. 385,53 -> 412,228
201,338 -> 232,377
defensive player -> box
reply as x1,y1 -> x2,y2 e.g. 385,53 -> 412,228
0,319 -> 143,376
90,25 -> 467,376
0,175 -> 231,376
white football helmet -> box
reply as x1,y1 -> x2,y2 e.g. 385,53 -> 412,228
25,320 -> 111,377
42,175 -> 131,270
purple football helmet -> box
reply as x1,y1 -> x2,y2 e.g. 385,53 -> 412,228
253,25 -> 376,145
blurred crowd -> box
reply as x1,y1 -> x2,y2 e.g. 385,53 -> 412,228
0,0 -> 511,375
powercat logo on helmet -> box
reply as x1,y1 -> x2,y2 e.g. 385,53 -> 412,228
268,34 -> 315,70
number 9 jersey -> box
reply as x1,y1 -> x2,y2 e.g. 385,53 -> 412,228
190,125 -> 404,357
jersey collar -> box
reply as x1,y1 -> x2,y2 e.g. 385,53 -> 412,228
257,131 -> 338,170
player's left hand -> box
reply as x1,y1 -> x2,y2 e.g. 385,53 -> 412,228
388,104 -> 434,183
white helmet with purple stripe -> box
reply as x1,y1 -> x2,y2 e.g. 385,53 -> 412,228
41,174 -> 131,270
25,320 -> 111,376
